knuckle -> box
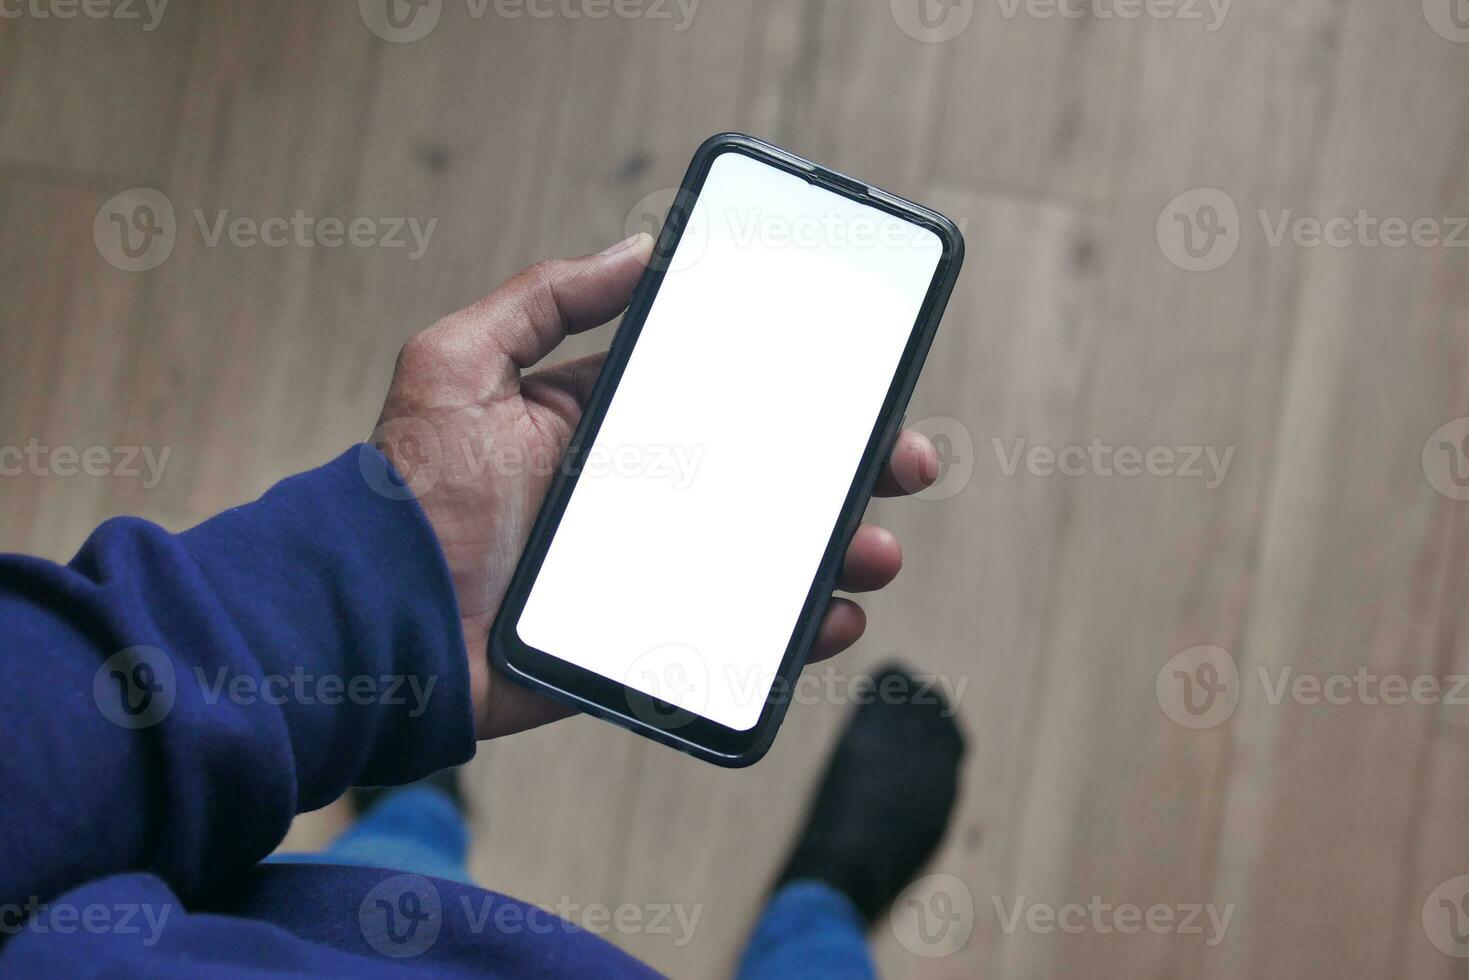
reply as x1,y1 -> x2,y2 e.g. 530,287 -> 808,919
525,257 -> 564,281
395,330 -> 440,373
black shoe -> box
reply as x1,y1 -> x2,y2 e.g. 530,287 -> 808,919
773,664 -> 966,927
350,765 -> 465,816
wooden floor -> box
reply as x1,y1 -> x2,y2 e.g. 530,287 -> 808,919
3,1 -> 1469,976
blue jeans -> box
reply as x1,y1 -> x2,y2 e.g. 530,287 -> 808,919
272,787 -> 874,978
734,880 -> 876,980
267,785 -> 472,884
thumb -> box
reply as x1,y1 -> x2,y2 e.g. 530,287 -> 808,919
445,232 -> 655,372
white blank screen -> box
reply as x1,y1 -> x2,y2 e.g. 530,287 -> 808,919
518,151 -> 942,731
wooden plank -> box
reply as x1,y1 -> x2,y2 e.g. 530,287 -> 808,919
1397,500 -> 1469,979
929,1 -> 1140,206
992,3 -> 1345,977
111,0 -> 381,519
320,5 -> 580,444
519,1 -> 762,363
870,189 -> 1102,980
1207,6 -> 1469,976
741,0 -> 946,193
0,176 -> 150,559
0,0 -> 196,180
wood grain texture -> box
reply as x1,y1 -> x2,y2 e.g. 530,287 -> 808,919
929,1 -> 1138,206
0,1 -> 197,181
1206,5 -> 1469,978
0,177 -> 154,557
861,184 -> 1104,980
990,2 -> 1347,977
1,2 -> 1466,977
325,4 -> 579,438
110,0 -> 382,517
742,0 -> 946,193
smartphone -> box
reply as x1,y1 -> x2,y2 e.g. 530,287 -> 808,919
489,133 -> 963,766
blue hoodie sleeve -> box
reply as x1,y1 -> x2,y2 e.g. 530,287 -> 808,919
0,446 -> 476,908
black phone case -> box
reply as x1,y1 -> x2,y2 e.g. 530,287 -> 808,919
488,133 -> 965,766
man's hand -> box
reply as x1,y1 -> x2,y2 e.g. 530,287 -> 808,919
373,233 -> 942,739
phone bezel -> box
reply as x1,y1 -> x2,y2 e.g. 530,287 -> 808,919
488,133 -> 965,767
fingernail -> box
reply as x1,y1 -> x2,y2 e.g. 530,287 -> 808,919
921,441 -> 941,484
600,232 -> 648,256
